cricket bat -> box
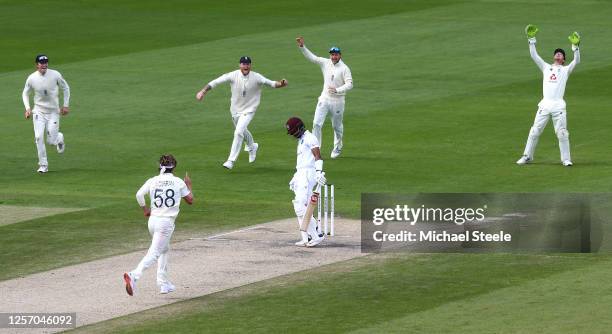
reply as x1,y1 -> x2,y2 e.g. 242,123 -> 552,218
300,185 -> 321,231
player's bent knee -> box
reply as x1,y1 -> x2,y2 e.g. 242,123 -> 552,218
233,129 -> 245,138
292,199 -> 307,216
152,249 -> 163,259
556,128 -> 569,140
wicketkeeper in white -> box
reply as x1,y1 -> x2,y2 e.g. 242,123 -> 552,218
286,117 -> 327,247
296,37 -> 353,159
517,25 -> 581,167
22,54 -> 70,173
196,56 -> 288,170
124,154 -> 193,296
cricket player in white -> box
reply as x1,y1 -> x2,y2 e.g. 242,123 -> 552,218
124,154 -> 193,296
296,37 -> 353,159
517,25 -> 581,166
196,56 -> 288,169
22,55 -> 70,173
286,117 -> 327,247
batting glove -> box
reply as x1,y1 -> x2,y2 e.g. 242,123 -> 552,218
525,24 -> 538,38
315,171 -> 327,186
568,31 -> 580,46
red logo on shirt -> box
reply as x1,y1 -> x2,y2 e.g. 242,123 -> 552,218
549,73 -> 557,81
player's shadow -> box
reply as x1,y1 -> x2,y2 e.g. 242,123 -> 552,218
527,160 -> 612,167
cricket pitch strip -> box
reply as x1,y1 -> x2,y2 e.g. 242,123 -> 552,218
0,218 -> 362,333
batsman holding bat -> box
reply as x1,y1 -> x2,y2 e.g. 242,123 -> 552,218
124,154 -> 193,296
517,25 -> 581,166
286,117 -> 326,247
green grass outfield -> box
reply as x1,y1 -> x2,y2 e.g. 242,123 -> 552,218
2,0 -> 612,332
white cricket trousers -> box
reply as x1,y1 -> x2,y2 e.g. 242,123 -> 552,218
228,112 -> 255,162
132,216 -> 175,286
522,107 -> 570,162
313,98 -> 345,149
290,168 -> 319,238
32,111 -> 62,167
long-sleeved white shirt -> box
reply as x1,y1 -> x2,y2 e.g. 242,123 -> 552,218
299,46 -> 353,101
136,173 -> 191,219
207,70 -> 276,115
22,69 -> 70,113
529,39 -> 580,110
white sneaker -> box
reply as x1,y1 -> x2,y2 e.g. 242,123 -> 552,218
295,239 -> 308,247
562,160 -> 573,167
330,148 -> 342,159
37,165 -> 48,173
306,236 -> 324,247
123,272 -> 136,296
222,160 -> 234,169
516,155 -> 532,165
56,133 -> 65,154
248,143 -> 259,163
160,283 -> 176,294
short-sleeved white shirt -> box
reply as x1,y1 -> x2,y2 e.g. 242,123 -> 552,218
137,173 -> 190,218
296,130 -> 320,170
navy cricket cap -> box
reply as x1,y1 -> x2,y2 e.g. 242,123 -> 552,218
35,54 -> 49,63
329,46 -> 341,54
239,56 -> 252,64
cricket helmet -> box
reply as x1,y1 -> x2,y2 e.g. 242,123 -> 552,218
286,117 -> 305,138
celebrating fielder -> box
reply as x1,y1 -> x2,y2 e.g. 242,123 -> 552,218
296,36 -> 353,159
517,25 -> 581,166
286,117 -> 326,247
196,56 -> 288,169
124,154 -> 193,296
22,55 -> 70,173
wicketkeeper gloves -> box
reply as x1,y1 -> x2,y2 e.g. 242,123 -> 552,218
525,24 -> 538,38
568,31 -> 581,46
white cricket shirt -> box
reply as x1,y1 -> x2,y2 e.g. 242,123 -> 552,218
22,69 -> 70,113
529,41 -> 580,110
208,70 -> 276,115
299,46 -> 353,101
136,173 -> 191,219
295,130 -> 320,170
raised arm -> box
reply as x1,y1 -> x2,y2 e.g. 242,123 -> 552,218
567,45 -> 580,74
257,73 -> 288,88
182,173 -> 194,205
528,38 -> 547,71
58,74 -> 70,115
22,78 -> 32,119
296,36 -> 326,65
196,73 -> 232,101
